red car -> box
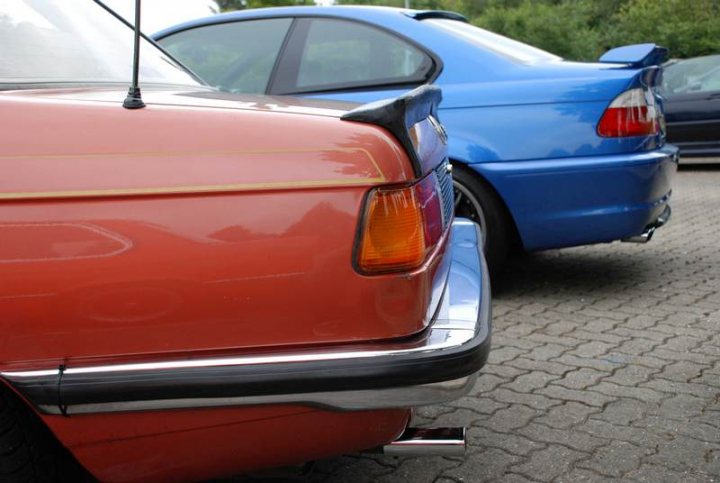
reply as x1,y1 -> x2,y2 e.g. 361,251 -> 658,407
0,2 -> 490,482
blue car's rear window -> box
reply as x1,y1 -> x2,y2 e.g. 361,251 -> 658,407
425,18 -> 561,64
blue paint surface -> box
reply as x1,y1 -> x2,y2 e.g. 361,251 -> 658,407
157,6 -> 679,250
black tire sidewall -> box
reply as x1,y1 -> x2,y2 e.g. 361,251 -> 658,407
452,164 -> 511,275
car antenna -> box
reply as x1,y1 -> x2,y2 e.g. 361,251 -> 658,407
123,0 -> 146,109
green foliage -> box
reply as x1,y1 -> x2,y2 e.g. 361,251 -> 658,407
233,0 -> 720,61
474,1 -> 602,60
603,0 -> 720,59
217,0 -> 314,11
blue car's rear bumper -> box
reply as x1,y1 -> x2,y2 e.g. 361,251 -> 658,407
473,145 -> 679,251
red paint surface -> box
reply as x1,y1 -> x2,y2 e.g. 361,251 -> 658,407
0,87 -> 445,479
43,405 -> 409,482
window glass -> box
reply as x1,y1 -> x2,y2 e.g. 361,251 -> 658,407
0,0 -> 199,87
295,19 -> 431,90
425,19 -> 560,64
159,18 -> 292,93
663,55 -> 720,95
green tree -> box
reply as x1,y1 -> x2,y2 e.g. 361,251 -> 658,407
603,0 -> 720,58
218,0 -> 314,11
474,0 -> 602,60
234,0 -> 720,61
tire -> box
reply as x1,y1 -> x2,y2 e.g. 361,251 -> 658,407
0,386 -> 89,482
452,163 -> 513,275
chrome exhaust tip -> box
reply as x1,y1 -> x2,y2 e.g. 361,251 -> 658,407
382,427 -> 466,457
622,205 -> 671,244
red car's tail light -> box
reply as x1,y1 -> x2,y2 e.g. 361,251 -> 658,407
356,173 -> 444,274
598,88 -> 661,137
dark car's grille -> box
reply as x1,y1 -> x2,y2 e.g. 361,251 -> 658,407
435,158 -> 454,228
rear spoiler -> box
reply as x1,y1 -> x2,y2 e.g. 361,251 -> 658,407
405,10 -> 469,22
341,85 -> 443,177
599,43 -> 669,68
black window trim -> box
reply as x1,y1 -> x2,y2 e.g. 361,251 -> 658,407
267,16 -> 443,96
154,13 -> 444,96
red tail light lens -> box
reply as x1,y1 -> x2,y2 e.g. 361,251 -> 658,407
356,174 -> 444,274
598,88 -> 661,137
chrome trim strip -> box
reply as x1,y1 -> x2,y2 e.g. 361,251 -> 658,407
3,328 -> 475,379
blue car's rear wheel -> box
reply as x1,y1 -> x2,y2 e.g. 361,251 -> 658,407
452,165 -> 511,274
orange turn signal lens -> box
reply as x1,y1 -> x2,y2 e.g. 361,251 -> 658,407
357,174 -> 443,274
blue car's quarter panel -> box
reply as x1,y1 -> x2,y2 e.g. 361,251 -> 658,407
473,147 -> 678,251
155,6 -> 678,251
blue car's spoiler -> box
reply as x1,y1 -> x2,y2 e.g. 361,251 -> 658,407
599,43 -> 669,68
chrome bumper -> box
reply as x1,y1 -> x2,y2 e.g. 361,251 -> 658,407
1,219 -> 491,415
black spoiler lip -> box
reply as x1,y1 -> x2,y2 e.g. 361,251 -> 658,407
341,85 -> 443,178
405,10 -> 469,22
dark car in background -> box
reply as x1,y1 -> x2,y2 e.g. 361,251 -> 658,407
663,55 -> 720,162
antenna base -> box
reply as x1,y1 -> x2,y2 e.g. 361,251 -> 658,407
123,87 -> 146,110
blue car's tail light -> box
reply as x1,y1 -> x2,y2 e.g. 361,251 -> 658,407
598,88 -> 662,138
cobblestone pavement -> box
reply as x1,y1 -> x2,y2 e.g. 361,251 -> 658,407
295,167 -> 720,483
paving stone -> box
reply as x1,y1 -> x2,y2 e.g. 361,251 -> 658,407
658,335 -> 705,353
610,327 -> 668,342
526,333 -> 578,348
601,364 -> 658,386
501,372 -> 560,393
482,364 -> 529,380
553,368 -> 609,390
488,388 -> 561,410
589,382 -> 667,403
518,423 -> 607,453
575,440 -> 650,477
656,394 -> 708,419
509,445 -> 586,481
576,419 -> 669,447
624,464 -> 714,483
568,330 -> 626,345
305,172 -> 720,482
444,448 -> 521,483
467,427 -> 545,457
524,344 -> 569,361
658,360 -> 707,382
534,402 -> 600,429
451,395 -> 508,415
580,318 -> 618,334
374,457 -> 459,483
556,468 -> 615,483
494,474 -> 541,483
505,358 -> 573,376
569,341 -> 618,358
624,315 -> 659,330
536,384 -> 616,407
641,378 -> 720,399
647,436 -> 719,472
539,320 -> 578,336
614,338 -> 659,356
634,416 -> 720,444
483,405 -> 542,433
591,399 -> 647,426
552,354 -> 623,373
489,347 -> 530,364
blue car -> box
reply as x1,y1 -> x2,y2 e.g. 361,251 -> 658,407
154,7 -> 678,271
